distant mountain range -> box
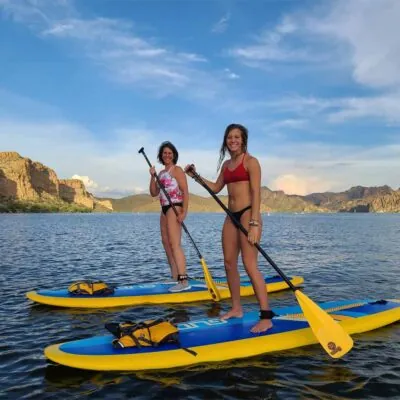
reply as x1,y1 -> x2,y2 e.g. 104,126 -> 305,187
1,152 -> 399,213
100,185 -> 400,213
304,185 -> 400,213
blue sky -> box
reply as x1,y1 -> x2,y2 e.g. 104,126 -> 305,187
1,0 -> 399,198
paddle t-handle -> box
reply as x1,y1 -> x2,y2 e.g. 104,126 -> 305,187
138,147 -> 154,171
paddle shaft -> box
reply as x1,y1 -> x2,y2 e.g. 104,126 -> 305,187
138,148 -> 203,260
189,169 -> 297,291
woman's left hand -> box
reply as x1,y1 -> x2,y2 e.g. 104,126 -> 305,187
248,225 -> 260,245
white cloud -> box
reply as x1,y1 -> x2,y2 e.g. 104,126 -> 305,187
271,174 -> 332,195
42,17 -> 211,93
229,0 -> 400,85
177,53 -> 207,63
234,92 -> 400,125
228,14 -> 324,64
0,0 -> 74,24
276,16 -> 297,34
264,95 -> 334,114
0,1 -> 222,99
269,118 -> 308,129
224,68 -> 239,80
211,13 -> 230,34
226,0 -> 400,126
230,40 -> 310,63
258,141 -> 400,194
71,174 -> 98,189
328,92 -> 400,124
309,0 -> 400,89
133,186 -> 145,194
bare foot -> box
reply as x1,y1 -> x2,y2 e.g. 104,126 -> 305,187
250,319 -> 273,333
220,308 -> 243,320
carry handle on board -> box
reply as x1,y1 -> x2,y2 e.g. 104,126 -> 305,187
187,165 -> 354,359
138,147 -> 221,302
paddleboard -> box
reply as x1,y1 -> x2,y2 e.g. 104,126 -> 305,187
26,275 -> 303,308
45,298 -> 400,371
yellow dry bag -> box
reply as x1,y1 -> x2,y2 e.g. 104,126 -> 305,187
105,319 -> 179,349
68,280 -> 114,296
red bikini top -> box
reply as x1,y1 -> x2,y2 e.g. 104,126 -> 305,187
223,153 -> 250,184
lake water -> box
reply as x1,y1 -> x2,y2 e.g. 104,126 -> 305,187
0,213 -> 399,399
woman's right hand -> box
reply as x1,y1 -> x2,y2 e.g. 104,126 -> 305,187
149,166 -> 156,176
184,164 -> 196,178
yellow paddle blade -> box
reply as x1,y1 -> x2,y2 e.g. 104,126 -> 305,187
295,290 -> 354,358
200,258 -> 221,302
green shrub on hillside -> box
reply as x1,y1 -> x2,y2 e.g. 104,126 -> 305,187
0,198 -> 91,213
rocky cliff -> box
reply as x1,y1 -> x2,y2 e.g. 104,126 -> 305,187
94,199 -> 113,212
305,185 -> 400,212
0,152 -> 59,201
0,152 -> 94,211
369,190 -> 400,212
59,179 -> 94,209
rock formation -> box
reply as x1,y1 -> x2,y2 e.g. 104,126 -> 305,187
94,199 -> 113,211
369,190 -> 400,212
306,185 -> 399,213
0,152 -> 59,201
0,152 -> 94,210
59,179 -> 94,209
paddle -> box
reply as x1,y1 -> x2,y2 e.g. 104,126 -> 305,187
187,166 -> 353,359
138,147 -> 221,302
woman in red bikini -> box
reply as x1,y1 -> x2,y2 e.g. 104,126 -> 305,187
185,124 -> 273,333
149,141 -> 191,293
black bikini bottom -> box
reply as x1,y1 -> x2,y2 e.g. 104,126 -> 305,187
230,205 -> 251,226
161,202 -> 183,215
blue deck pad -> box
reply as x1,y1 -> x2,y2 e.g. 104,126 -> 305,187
37,275 -> 287,298
59,300 -> 399,357
349,301 -> 399,315
60,318 -> 310,356
265,299 -> 373,317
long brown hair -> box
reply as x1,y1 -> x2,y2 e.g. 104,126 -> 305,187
217,123 -> 248,171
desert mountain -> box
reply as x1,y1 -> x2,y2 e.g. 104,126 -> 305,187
0,152 -> 111,212
305,185 -> 400,212
1,152 -> 398,213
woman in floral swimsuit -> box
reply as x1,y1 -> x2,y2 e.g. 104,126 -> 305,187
149,141 -> 190,292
